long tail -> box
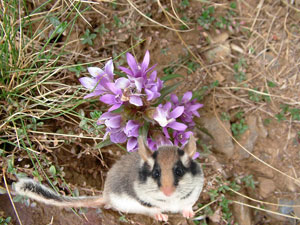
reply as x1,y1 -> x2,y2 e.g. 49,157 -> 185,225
15,178 -> 105,208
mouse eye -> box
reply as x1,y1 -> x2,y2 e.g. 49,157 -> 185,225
152,168 -> 160,179
174,167 -> 184,177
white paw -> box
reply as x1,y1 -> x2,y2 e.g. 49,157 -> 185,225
182,209 -> 195,219
154,212 -> 168,222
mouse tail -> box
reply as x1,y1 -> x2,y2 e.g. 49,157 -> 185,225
15,178 -> 105,208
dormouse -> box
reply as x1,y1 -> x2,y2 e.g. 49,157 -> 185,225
15,135 -> 204,222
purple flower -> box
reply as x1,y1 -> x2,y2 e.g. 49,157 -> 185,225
124,120 -> 140,151
115,77 -> 144,106
170,91 -> 203,127
173,130 -> 193,146
97,112 -> 127,144
147,133 -> 173,151
79,60 -> 114,99
119,50 -> 155,78
144,70 -> 163,101
99,82 -> 124,111
153,102 -> 187,138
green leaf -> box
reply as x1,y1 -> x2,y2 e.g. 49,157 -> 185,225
160,74 -> 183,82
153,82 -> 182,106
140,122 -> 150,137
95,139 -> 113,149
196,126 -> 214,140
267,80 -> 276,87
13,195 -> 23,203
49,165 -> 56,176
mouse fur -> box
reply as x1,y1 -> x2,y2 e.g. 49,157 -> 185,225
15,135 -> 204,221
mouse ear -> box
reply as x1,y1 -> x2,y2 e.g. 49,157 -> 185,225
183,134 -> 197,158
138,136 -> 153,163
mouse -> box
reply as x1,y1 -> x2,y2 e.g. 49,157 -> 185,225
15,135 -> 204,222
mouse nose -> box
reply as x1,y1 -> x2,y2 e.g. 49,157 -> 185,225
161,186 -> 175,196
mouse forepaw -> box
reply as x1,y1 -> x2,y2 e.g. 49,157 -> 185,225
154,212 -> 168,222
182,209 -> 195,219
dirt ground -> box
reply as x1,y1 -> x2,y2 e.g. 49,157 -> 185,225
1,0 -> 300,224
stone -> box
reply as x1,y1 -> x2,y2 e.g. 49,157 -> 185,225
236,115 -> 258,159
258,178 -> 275,198
197,115 -> 234,157
232,195 -> 252,225
203,41 -> 231,63
257,116 -> 268,138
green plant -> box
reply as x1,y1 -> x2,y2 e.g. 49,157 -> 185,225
0,216 -> 11,225
197,6 -> 215,30
233,58 -> 247,82
180,16 -> 190,30
186,60 -> 199,74
231,111 -> 248,138
81,29 -> 97,46
206,178 -> 240,223
68,64 -> 86,77
181,0 -> 189,8
248,88 -> 271,103
220,112 -> 230,121
95,24 -> 109,35
241,175 -> 256,189
275,104 -> 300,122
113,15 -> 122,27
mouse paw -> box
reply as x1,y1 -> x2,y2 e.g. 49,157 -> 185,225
182,209 -> 195,219
154,212 -> 168,222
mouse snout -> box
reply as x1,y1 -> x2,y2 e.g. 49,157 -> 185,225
160,185 -> 175,196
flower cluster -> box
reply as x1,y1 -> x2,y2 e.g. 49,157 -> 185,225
79,51 -> 203,155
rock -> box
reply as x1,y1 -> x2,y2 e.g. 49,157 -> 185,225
209,32 -> 229,43
197,115 -> 234,157
203,41 -> 231,63
233,195 -> 252,225
214,71 -> 225,83
293,198 -> 300,218
257,116 -> 268,138
247,162 -> 274,178
236,115 -> 258,159
258,178 -> 275,198
231,43 -> 244,54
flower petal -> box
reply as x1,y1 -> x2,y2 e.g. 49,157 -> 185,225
87,67 -> 104,77
182,91 -> 192,103
129,96 -> 143,106
163,102 -> 172,112
167,121 -> 187,131
108,104 -> 122,112
153,106 -> 169,127
105,60 -> 114,79
79,77 -> 98,90
126,53 -> 138,74
169,106 -> 184,119
100,94 -> 116,105
149,70 -> 157,81
115,77 -> 130,89
105,115 -> 122,128
83,90 -> 103,99
110,131 -> 127,143
127,137 -> 138,152
124,120 -> 140,137
119,66 -> 134,77
170,94 -> 179,104
192,152 -> 200,160
141,50 -> 150,71
134,77 -> 144,92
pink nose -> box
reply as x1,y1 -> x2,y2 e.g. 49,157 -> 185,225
161,186 -> 175,196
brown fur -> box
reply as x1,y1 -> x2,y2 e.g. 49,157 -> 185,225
156,147 -> 178,190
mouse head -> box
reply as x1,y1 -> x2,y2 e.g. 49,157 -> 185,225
137,135 -> 199,197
